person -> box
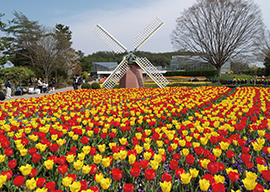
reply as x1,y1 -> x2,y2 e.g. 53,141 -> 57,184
0,91 -> 5,101
4,79 -> 12,99
73,74 -> 80,90
37,78 -> 43,93
49,78 -> 56,93
42,81 -> 48,93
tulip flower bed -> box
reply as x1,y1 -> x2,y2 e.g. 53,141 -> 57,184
0,86 -> 269,192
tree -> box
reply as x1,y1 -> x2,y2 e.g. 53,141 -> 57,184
0,13 -> 8,66
77,50 -> 92,72
1,11 -> 43,67
171,0 -> 264,77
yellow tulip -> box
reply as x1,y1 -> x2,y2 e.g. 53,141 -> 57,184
189,168 -> 199,178
26,178 -> 37,190
214,175 -> 225,184
113,153 -> 120,160
20,164 -> 32,176
246,171 -> 257,180
102,157 -> 112,168
156,140 -> 164,147
119,137 -> 127,145
252,142 -> 263,152
82,146 -> 91,154
0,155 -> 5,163
62,177 -> 73,187
242,178 -> 257,190
129,154 -> 136,165
160,181 -> 172,192
158,148 -> 165,156
153,154 -> 162,163
20,148 -> 28,156
93,154 -> 102,164
82,165 -> 91,174
220,141 -> 230,150
182,148 -> 189,156
44,159 -> 54,170
144,151 -> 152,160
200,159 -> 210,169
135,132 -> 142,140
66,154 -> 75,163
150,160 -> 159,170
134,145 -> 143,154
70,181 -> 81,192
213,148 -> 222,157
51,134 -> 58,141
199,179 -> 210,191
35,188 -> 48,192
179,140 -> 186,147
0,175 -> 7,188
100,178 -> 111,190
180,173 -> 192,184
73,160 -> 84,170
119,150 -> 127,160
98,144 -> 106,153
144,143 -> 151,150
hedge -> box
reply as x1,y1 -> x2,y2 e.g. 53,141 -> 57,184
165,70 -> 216,77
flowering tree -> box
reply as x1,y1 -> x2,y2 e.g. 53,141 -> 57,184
171,0 -> 264,77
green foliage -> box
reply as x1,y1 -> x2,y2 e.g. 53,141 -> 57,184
210,74 -> 255,82
0,66 -> 35,85
0,13 -> 7,66
166,70 -> 216,77
264,54 -> 270,76
82,71 -> 89,79
81,83 -> 92,89
91,82 -> 100,89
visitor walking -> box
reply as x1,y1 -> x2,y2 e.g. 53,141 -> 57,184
37,78 -> 43,93
49,78 -> 56,93
73,74 -> 80,90
4,79 -> 12,99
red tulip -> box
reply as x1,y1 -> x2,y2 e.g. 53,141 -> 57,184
228,171 -> 239,182
123,183 -> 134,192
173,153 -> 181,160
212,183 -> 225,192
2,170 -> 13,180
140,160 -> 149,169
208,154 -> 216,162
162,173 -> 172,182
170,160 -> 178,171
32,153 -> 42,163
168,146 -> 174,152
111,168 -> 123,181
36,177 -> 46,188
80,136 -> 90,145
45,181 -> 56,192
255,157 -> 266,165
238,138 -> 246,146
58,165 -> 68,175
8,160 -> 17,169
210,136 -> 218,144
28,148 -> 37,155
28,169 -> 37,178
70,146 -> 78,153
56,156 -> 66,165
194,146 -> 203,156
202,174 -> 215,185
253,183 -> 264,192
186,154 -> 195,165
207,162 -> 219,175
50,143 -> 60,153
203,149 -> 210,158
89,147 -> 96,155
89,164 -> 97,175
226,150 -> 235,159
1,140 -> 10,148
218,162 -> 225,172
245,162 -> 254,169
262,170 -> 270,181
13,176 -> 25,187
130,167 -> 141,177
145,169 -> 156,181
4,148 -> 13,157
175,168 -> 185,179
241,153 -> 251,163
242,146 -> 250,154
66,174 -> 77,182
80,180 -> 88,191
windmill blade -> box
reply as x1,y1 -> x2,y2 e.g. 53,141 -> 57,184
133,17 -> 164,51
135,57 -> 169,88
102,57 -> 129,89
92,24 -> 128,54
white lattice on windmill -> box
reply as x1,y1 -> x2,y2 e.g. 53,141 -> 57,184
92,17 -> 170,89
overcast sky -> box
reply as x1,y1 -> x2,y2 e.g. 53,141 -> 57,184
1,0 -> 270,57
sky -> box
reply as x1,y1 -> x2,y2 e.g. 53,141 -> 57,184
1,0 -> 270,57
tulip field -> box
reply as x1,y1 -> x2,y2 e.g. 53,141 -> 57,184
0,86 -> 270,192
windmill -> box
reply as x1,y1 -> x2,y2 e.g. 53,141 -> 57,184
92,17 -> 169,89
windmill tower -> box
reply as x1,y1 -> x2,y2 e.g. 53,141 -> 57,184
92,17 -> 169,89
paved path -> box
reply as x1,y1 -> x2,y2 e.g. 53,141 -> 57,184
4,86 -> 74,101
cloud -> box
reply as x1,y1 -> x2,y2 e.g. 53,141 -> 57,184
63,0 -> 195,55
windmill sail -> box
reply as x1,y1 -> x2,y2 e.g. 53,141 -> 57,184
92,24 -> 128,54
133,17 -> 164,51
102,57 -> 129,89
135,57 -> 169,88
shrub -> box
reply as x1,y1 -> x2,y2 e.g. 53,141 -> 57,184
165,70 -> 216,77
82,71 -> 89,79
81,83 -> 92,89
91,82 -> 100,89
